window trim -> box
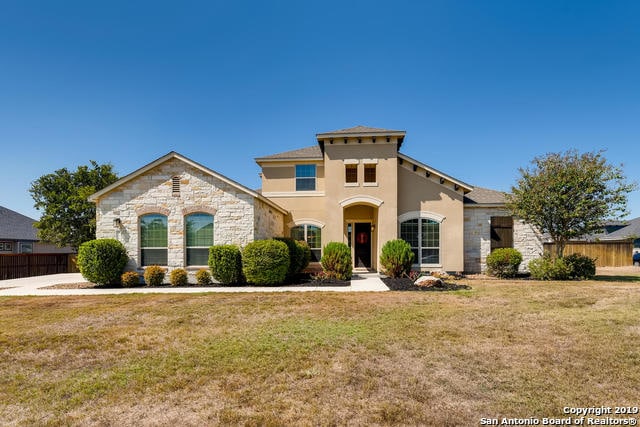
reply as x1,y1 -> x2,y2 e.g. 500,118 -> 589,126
399,213 -> 443,267
290,222 -> 322,262
185,212 -> 214,267
295,164 -> 317,192
139,213 -> 169,267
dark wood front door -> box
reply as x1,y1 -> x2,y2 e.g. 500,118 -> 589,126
354,223 -> 371,268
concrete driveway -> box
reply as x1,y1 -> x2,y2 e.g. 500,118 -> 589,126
0,272 -> 389,296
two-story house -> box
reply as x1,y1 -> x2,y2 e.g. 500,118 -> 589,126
90,126 -> 542,274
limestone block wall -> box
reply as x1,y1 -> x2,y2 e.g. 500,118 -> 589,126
254,199 -> 284,240
463,206 -> 543,273
95,158 -> 260,272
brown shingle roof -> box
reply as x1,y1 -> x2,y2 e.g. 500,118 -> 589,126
255,145 -> 323,161
316,125 -> 405,136
463,187 -> 507,205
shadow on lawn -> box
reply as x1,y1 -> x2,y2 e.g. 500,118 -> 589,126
594,275 -> 640,283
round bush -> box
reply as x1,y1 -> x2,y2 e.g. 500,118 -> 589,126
77,239 -> 129,285
144,265 -> 166,286
120,271 -> 140,287
528,256 -> 571,280
274,237 -> 309,281
242,240 -> 289,285
320,242 -> 352,281
209,245 -> 243,284
379,239 -> 414,278
195,269 -> 212,285
564,253 -> 596,280
486,248 -> 523,278
169,268 -> 189,286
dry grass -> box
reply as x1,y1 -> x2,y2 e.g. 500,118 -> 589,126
1,275 -> 639,426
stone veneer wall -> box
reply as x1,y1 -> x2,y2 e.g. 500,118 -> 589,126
95,158 -> 282,272
464,206 -> 544,273
254,199 -> 284,240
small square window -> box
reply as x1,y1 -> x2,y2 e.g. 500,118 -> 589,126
345,164 -> 357,183
364,164 -> 376,183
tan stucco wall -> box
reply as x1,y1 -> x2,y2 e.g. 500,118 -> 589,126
261,162 -> 325,193
397,163 -> 466,272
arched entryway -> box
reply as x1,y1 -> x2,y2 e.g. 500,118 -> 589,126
340,196 -> 383,270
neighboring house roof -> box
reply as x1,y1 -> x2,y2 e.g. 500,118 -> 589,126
599,217 -> 640,240
463,187 -> 508,205
0,206 -> 38,241
88,151 -> 289,215
255,145 -> 323,162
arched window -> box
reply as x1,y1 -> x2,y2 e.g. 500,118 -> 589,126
140,214 -> 168,266
185,213 -> 214,266
400,217 -> 440,266
291,224 -> 322,262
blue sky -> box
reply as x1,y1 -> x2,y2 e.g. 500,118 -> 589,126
1,1 -> 639,220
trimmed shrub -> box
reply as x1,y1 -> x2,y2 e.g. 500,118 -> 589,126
195,269 -> 212,285
120,271 -> 140,287
169,268 -> 189,286
242,239 -> 290,285
144,265 -> 166,286
379,239 -> 414,278
209,245 -> 243,285
274,237 -> 309,280
486,248 -> 523,278
564,253 -> 597,280
528,256 -> 571,280
297,240 -> 311,270
77,239 -> 128,285
320,242 -> 352,281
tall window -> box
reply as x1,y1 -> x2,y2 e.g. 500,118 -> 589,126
345,164 -> 357,183
186,213 -> 214,266
140,214 -> 168,266
400,218 -> 440,265
364,164 -> 376,183
295,164 -> 316,191
291,224 -> 322,262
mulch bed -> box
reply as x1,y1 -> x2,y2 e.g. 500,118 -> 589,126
381,277 -> 472,291
42,273 -> 350,289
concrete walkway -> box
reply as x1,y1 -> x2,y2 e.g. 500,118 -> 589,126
0,272 -> 389,296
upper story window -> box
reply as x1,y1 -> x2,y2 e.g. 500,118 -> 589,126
140,214 -> 168,266
185,213 -> 214,266
364,164 -> 377,183
345,164 -> 358,184
295,164 -> 316,191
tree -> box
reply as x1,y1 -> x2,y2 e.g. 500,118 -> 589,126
507,150 -> 636,258
30,161 -> 119,250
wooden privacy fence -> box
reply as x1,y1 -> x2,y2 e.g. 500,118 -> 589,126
0,253 -> 78,280
543,241 -> 634,267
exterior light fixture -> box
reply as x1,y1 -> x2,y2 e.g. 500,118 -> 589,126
426,171 -> 431,177
113,218 -> 122,228
440,178 -> 445,184
454,184 -> 460,191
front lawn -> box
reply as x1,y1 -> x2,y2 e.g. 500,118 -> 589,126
1,278 -> 639,425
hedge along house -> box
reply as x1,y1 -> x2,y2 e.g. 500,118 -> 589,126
88,152 -> 287,273
90,126 -> 542,274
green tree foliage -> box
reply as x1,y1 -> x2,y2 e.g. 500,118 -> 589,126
242,240 -> 290,285
29,161 -> 119,250
507,150 -> 636,257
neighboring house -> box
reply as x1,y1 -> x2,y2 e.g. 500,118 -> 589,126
0,206 -> 75,254
597,217 -> 640,254
90,126 -> 542,274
